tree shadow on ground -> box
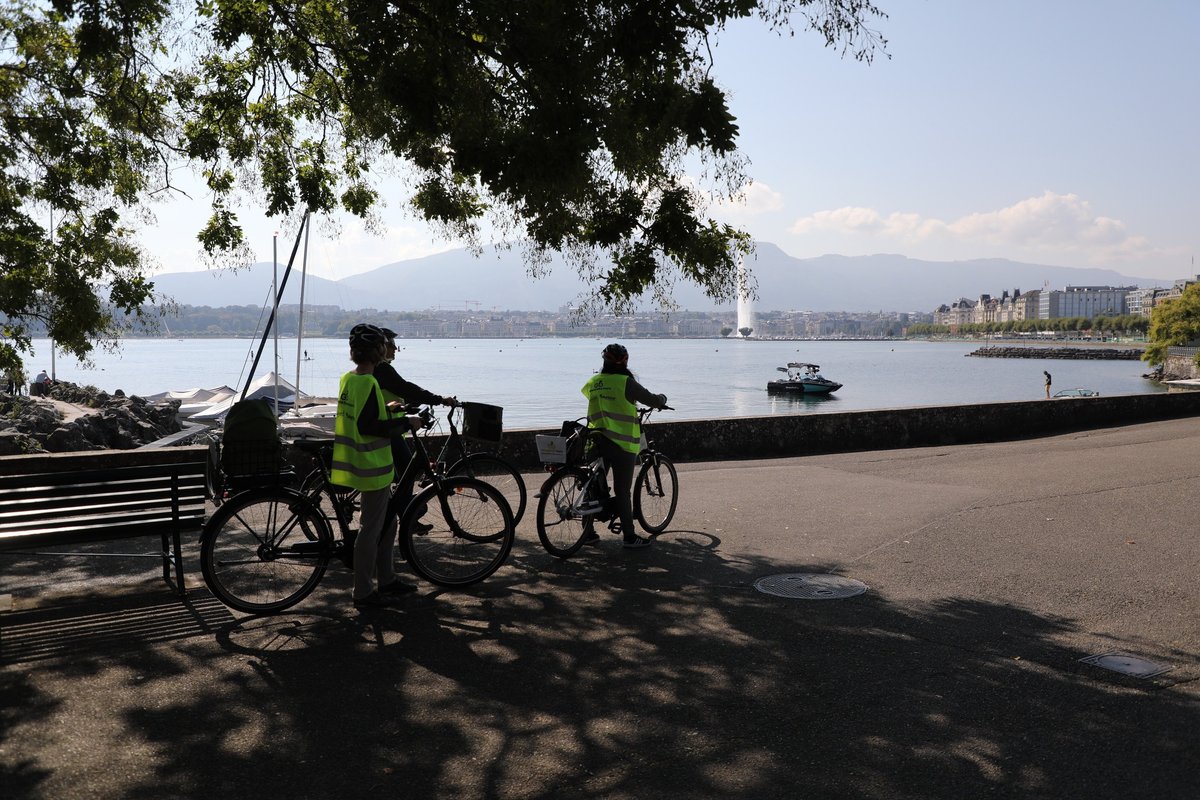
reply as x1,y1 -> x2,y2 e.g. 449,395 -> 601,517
2,531 -> 1197,799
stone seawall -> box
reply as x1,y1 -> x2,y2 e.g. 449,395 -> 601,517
480,392 -> 1200,470
967,346 -> 1144,360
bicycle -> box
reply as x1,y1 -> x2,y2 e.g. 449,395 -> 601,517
535,406 -> 678,558
200,408 -> 515,614
429,401 -> 527,526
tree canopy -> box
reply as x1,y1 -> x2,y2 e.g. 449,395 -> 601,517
0,0 -> 887,377
1143,282 -> 1200,367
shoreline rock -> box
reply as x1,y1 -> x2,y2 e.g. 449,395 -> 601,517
0,382 -> 183,456
967,346 -> 1144,360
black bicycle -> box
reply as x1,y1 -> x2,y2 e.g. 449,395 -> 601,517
200,409 -> 515,614
535,406 -> 678,557
434,402 -> 527,526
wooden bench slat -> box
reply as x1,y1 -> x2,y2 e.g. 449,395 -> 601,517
0,488 -> 207,522
0,506 -> 207,538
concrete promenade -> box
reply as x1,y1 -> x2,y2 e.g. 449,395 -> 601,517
1,416 -> 1197,799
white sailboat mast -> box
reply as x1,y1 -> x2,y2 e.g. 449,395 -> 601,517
293,216 -> 312,407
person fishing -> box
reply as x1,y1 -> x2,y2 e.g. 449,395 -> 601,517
581,343 -> 668,549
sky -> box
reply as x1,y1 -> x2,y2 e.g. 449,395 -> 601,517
139,0 -> 1200,283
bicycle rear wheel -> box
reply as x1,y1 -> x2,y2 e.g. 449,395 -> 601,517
200,487 -> 332,614
448,452 -> 527,526
535,466 -> 595,558
401,476 -> 515,586
634,453 -> 678,534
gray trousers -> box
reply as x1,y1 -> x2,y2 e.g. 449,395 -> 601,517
354,487 -> 397,599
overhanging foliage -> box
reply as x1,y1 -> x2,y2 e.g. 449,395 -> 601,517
0,0 -> 887,377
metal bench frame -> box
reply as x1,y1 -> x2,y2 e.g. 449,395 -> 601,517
0,446 -> 209,594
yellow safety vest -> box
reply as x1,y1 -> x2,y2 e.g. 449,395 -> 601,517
331,372 -> 394,491
581,373 -> 640,455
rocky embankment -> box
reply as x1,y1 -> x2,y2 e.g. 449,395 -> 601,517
967,346 -> 1144,360
0,382 -> 183,456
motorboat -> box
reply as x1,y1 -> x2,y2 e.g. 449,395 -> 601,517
1052,388 -> 1100,398
767,362 -> 842,394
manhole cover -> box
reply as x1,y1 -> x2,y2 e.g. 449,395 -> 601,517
754,573 -> 868,600
1079,651 -> 1173,679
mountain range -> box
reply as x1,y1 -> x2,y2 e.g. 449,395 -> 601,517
149,243 -> 1173,313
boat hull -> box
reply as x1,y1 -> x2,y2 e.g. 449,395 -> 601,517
767,380 -> 842,394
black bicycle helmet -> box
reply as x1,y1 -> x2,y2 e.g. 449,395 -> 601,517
602,343 -> 629,364
349,323 -> 387,349
380,327 -> 397,340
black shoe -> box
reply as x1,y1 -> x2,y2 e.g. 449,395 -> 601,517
622,535 -> 652,549
337,538 -> 356,568
411,520 -> 434,534
379,580 -> 418,595
353,592 -> 396,609
582,530 -> 601,546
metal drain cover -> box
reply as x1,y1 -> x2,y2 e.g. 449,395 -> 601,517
754,573 -> 868,600
1079,651 -> 1173,678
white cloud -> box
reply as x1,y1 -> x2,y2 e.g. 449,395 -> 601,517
700,180 -> 785,222
788,191 -> 1171,265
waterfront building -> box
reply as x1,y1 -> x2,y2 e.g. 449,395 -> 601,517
1037,285 -> 1136,319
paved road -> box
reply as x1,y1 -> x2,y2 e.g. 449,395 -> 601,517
2,417 -> 1197,799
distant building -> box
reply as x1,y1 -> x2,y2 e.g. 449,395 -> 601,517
1037,285 -> 1136,319
1126,287 -> 1160,317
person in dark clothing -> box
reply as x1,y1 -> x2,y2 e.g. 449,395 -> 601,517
373,328 -> 457,531
1044,370 -> 1052,399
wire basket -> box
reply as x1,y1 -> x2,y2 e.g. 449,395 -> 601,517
461,402 -> 503,443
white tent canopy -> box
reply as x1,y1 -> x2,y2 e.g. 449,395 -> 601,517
188,372 -> 312,421
144,385 -> 237,404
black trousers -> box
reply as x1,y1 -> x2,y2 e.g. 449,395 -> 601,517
593,435 -> 637,539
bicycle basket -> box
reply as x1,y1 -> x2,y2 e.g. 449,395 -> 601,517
536,420 -> 587,464
561,420 -> 587,464
461,401 -> 503,443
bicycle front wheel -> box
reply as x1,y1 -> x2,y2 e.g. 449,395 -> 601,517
447,452 -> 527,526
200,487 -> 333,614
535,467 -> 595,558
401,476 -> 515,586
634,453 -> 678,534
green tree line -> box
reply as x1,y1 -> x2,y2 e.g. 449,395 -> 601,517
907,316 -> 1150,337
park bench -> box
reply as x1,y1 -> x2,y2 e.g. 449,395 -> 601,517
0,446 -> 209,595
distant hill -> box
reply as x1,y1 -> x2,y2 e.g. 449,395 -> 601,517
148,262 -> 377,311
150,243 -> 1172,313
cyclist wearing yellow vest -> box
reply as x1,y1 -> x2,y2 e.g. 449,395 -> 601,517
334,324 -> 422,609
581,343 -> 668,549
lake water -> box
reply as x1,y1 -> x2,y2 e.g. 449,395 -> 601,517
27,337 -> 1163,430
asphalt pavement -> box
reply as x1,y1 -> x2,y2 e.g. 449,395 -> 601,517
2,416 -> 1198,799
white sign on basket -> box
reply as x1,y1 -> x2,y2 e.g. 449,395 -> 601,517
535,435 -> 569,463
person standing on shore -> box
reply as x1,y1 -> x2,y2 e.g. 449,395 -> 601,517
332,324 -> 421,609
374,327 -> 457,531
1044,370 -> 1052,398
581,343 -> 668,549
